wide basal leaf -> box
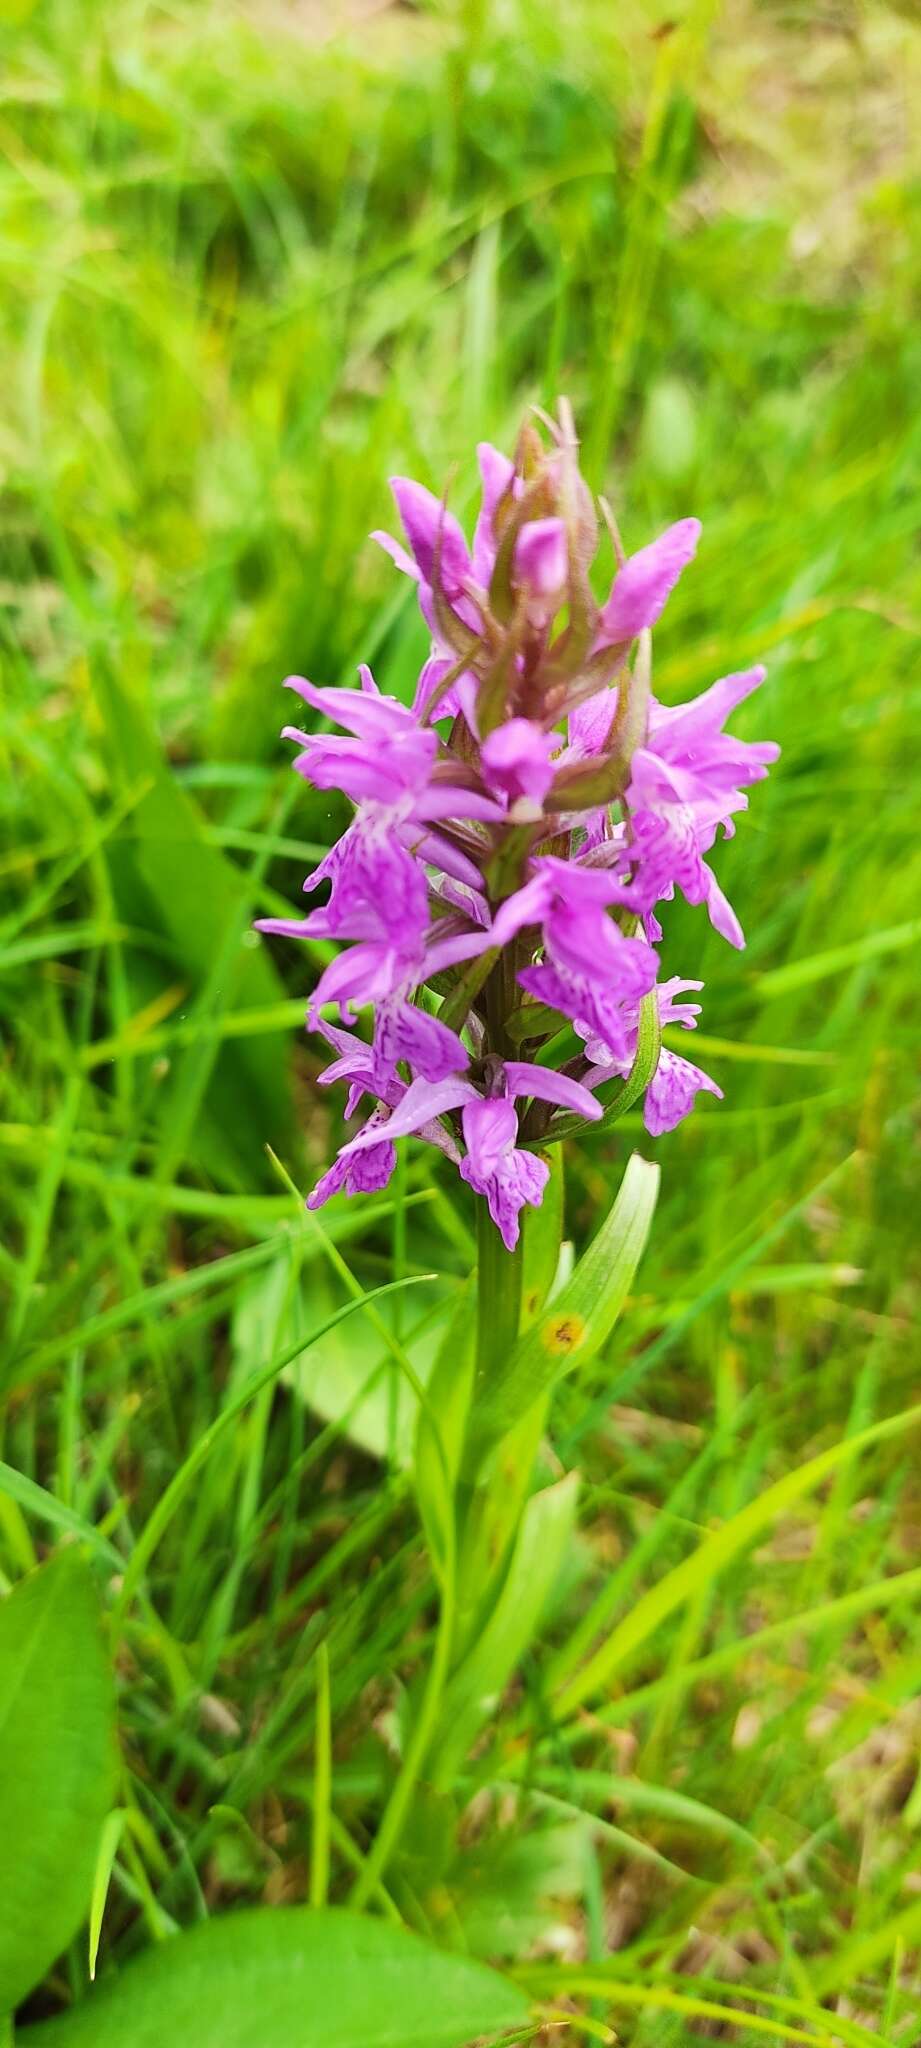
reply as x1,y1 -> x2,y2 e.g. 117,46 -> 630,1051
19,1908 -> 530,2048
0,1553 -> 116,2015
465,1152 -> 659,1463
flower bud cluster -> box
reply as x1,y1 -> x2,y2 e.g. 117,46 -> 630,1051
257,406 -> 778,1248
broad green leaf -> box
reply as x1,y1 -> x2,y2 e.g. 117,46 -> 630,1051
20,1908 -> 530,2047
0,1553 -> 117,2013
466,1154 -> 659,1462
428,1472 -> 579,1791
260,1261 -> 454,1466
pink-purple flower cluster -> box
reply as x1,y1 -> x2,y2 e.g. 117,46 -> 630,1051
257,407 -> 778,1249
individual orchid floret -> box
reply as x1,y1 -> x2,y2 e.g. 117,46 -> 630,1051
305,923 -> 492,1092
580,975 -> 723,1138
257,402 -> 777,1244
494,857 -> 659,1065
305,1022 -> 464,1210
340,1059 -> 600,1250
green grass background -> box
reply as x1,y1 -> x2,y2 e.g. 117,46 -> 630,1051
1,0 -> 920,2033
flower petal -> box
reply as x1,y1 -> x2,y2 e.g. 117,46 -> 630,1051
599,518 -> 701,644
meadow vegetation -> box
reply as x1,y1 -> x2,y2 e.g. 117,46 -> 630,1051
1,0 -> 920,2037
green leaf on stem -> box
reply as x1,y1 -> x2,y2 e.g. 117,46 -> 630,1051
465,1153 -> 659,1463
414,1287 -> 476,1579
520,1148 -> 564,1330
18,1908 -> 530,2047
428,1473 -> 580,1791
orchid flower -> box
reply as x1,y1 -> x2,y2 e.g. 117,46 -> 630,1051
257,403 -> 777,1246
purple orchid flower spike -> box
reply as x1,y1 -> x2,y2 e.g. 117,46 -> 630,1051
257,401 -> 777,1243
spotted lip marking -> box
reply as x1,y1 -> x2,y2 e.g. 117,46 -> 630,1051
541,1312 -> 586,1356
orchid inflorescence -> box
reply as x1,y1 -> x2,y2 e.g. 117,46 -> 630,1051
257,404 -> 778,1250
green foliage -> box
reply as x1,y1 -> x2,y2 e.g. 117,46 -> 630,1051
0,1555 -> 116,2013
2,0 -> 921,2036
466,1153 -> 659,1460
18,1910 -> 529,2046
429,1472 -> 580,1790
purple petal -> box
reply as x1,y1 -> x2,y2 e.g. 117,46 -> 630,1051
643,1048 -> 722,1136
504,1062 -> 603,1121
460,1144 -> 550,1251
423,927 -> 495,977
412,654 -> 456,718
650,666 -> 769,751
567,686 -> 620,759
254,916 -> 317,939
307,1128 -> 398,1208
399,823 -> 485,891
480,719 -> 558,807
389,478 -> 472,596
514,517 -> 568,600
416,785 -> 507,825
375,999 -> 469,1086
461,1095 -> 518,1177
473,442 -> 517,584
599,518 -> 701,644
702,863 -> 745,949
343,1074 -> 476,1151
310,941 -> 407,1021
371,529 -> 422,582
302,816 -> 429,943
283,674 -> 416,741
656,977 -> 703,1029
490,873 -> 554,948
291,728 -> 437,805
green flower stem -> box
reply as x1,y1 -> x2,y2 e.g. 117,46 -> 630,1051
474,1200 -> 523,1394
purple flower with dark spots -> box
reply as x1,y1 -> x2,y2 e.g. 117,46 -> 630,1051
257,404 -> 777,1241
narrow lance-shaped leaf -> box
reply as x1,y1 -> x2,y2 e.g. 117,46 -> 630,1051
428,1473 -> 580,1793
450,1159 -> 565,1659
